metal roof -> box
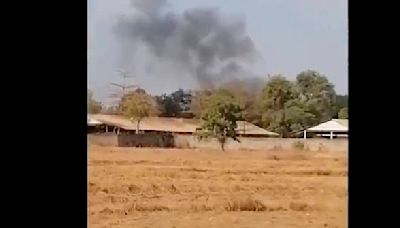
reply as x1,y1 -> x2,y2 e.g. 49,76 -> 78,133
307,119 -> 348,132
334,119 -> 348,127
87,114 -> 103,126
90,114 -> 199,133
236,121 -> 279,136
89,114 -> 278,136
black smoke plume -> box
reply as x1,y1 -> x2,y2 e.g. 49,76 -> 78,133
114,0 -> 260,88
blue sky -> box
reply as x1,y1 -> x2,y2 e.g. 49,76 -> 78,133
88,0 -> 347,104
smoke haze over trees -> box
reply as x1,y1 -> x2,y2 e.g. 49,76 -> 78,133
88,0 -> 347,105
89,0 -> 348,136
94,69 -> 347,137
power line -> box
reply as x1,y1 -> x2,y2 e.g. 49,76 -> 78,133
109,70 -> 137,97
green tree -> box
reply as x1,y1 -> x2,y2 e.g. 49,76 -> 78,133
88,90 -> 102,114
155,94 -> 181,117
333,94 -> 348,118
335,94 -> 348,109
257,72 -> 336,136
338,107 -> 348,119
258,75 -> 295,137
170,89 -> 192,112
219,78 -> 264,124
156,89 -> 193,117
198,89 -> 243,151
285,105 -> 317,132
121,91 -> 159,134
295,70 -> 336,122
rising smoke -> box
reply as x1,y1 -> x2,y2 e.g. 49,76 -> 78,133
113,0 -> 261,89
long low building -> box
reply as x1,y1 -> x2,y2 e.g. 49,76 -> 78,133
87,115 -> 103,126
88,114 -> 279,137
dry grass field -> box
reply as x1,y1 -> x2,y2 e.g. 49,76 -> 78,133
88,145 -> 347,228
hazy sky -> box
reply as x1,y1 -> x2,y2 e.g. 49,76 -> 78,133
88,0 -> 348,104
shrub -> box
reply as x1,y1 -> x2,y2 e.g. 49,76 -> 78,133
292,141 -> 305,150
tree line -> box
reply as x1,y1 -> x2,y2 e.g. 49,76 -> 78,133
88,70 -> 348,139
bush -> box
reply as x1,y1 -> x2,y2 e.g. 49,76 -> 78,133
292,141 -> 305,150
225,198 -> 267,211
289,201 -> 313,211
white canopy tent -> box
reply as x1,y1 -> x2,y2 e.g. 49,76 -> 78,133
304,119 -> 348,140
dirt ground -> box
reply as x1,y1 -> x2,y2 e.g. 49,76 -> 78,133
88,145 -> 347,228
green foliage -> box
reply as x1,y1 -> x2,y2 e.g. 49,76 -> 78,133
156,89 -> 193,117
285,105 -> 317,132
121,91 -> 159,133
258,75 -> 295,137
257,71 -> 339,137
191,79 -> 264,124
89,69 -> 344,139
198,89 -> 243,151
260,75 -> 294,110
333,95 -> 348,118
188,73 -> 343,136
219,78 -> 264,125
335,95 -> 348,109
87,90 -> 102,114
295,70 -> 336,122
338,107 -> 348,119
156,94 -> 181,117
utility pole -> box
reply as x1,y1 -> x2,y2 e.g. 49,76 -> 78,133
110,70 -> 137,96
109,70 -> 138,112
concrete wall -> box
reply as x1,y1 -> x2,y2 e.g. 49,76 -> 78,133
88,133 -> 348,151
88,133 -> 118,147
88,133 -> 174,147
174,135 -> 348,152
117,133 -> 174,147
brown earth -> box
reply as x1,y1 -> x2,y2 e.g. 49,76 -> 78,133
88,145 -> 347,228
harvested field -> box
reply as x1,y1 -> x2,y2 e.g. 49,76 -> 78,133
88,145 -> 347,228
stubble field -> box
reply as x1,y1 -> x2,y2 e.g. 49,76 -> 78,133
88,145 -> 347,228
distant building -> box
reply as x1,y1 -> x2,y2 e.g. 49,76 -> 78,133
88,114 -> 279,137
87,114 -> 279,147
87,115 -> 105,133
304,119 -> 348,140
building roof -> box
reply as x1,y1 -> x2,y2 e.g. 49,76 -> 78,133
89,114 -> 278,136
90,114 -> 199,133
306,119 -> 348,132
87,114 -> 103,126
334,119 -> 348,127
236,121 -> 279,136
